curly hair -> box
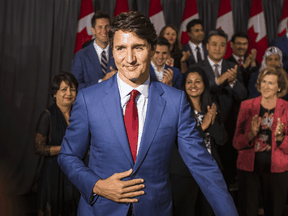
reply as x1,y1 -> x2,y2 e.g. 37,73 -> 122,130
109,11 -> 157,50
256,66 -> 288,97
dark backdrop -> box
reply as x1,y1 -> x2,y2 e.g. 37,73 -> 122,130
0,0 -> 284,195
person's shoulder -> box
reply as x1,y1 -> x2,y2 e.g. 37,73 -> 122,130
74,43 -> 94,57
182,43 -> 190,50
270,35 -> 287,46
241,96 -> 261,107
81,75 -> 116,97
223,59 -> 237,67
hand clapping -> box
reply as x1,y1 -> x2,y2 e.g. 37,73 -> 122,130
275,118 -> 285,141
201,103 -> 217,131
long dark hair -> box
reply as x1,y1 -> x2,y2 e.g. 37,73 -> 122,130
181,67 -> 212,116
159,25 -> 182,59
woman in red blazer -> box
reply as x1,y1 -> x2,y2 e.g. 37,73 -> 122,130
233,66 -> 288,216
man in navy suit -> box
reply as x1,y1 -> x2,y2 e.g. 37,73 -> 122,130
71,11 -> 116,90
182,19 -> 208,68
58,12 -> 238,216
150,37 -> 182,89
270,21 -> 288,72
227,32 -> 259,89
193,29 -> 247,185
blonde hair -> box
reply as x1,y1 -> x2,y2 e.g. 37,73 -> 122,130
256,66 -> 288,97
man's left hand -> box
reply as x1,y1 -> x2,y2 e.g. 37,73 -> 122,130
102,67 -> 117,81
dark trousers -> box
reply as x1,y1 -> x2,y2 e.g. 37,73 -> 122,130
170,174 -> 214,216
238,169 -> 288,216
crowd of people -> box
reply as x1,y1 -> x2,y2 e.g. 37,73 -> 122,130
34,10 -> 288,216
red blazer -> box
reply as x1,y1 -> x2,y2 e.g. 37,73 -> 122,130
233,96 -> 288,173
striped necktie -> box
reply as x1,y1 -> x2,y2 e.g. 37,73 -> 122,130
101,50 -> 107,76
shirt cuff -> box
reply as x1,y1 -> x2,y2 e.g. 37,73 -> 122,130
98,79 -> 103,83
229,79 -> 237,88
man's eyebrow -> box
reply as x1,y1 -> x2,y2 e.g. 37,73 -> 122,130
132,43 -> 146,47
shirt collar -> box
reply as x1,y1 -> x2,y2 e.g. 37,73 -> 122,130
93,41 -> 109,56
232,54 -> 244,62
188,41 -> 203,50
207,56 -> 223,68
150,61 -> 165,73
117,73 -> 149,100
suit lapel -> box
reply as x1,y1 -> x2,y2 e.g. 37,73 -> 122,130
87,43 -> 102,79
101,75 -> 134,166
202,59 -> 215,79
132,80 -> 166,173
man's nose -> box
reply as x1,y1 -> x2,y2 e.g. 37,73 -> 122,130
126,49 -> 135,63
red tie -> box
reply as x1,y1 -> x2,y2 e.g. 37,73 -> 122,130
124,90 -> 139,163
238,58 -> 242,66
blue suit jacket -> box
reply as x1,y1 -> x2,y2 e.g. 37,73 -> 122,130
149,64 -> 183,89
71,43 -> 116,90
270,35 -> 288,71
182,42 -> 208,67
58,74 -> 238,216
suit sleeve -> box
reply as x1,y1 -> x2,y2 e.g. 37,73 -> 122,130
71,52 -> 86,90
233,101 -> 254,150
277,110 -> 288,154
172,68 -> 183,89
58,90 -> 101,205
177,92 -> 238,216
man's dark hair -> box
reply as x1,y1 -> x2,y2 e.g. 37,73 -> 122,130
91,11 -> 111,28
50,72 -> 79,101
231,32 -> 249,43
207,29 -> 228,42
186,19 -> 203,33
109,11 -> 157,50
156,37 -> 170,50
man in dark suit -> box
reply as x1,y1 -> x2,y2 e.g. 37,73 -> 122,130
227,32 -> 259,89
58,12 -> 238,216
150,37 -> 182,89
193,29 -> 247,184
72,11 -> 116,90
270,21 -> 288,72
182,19 -> 208,69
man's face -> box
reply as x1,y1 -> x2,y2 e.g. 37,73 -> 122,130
188,24 -> 205,44
206,35 -> 227,63
152,45 -> 169,68
91,18 -> 110,46
231,37 -> 249,57
112,30 -> 154,87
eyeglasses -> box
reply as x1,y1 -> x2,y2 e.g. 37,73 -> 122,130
234,42 -> 248,46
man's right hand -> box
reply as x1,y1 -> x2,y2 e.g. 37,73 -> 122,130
102,67 -> 117,81
216,72 -> 228,85
93,169 -> 145,203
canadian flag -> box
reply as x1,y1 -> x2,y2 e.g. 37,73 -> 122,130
148,0 -> 166,35
74,0 -> 94,54
216,0 -> 234,59
247,0 -> 268,64
278,0 -> 288,37
180,0 -> 199,45
114,0 -> 129,17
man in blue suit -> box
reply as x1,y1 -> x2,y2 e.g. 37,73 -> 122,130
58,11 -> 238,216
150,37 -> 182,89
270,21 -> 288,72
182,19 -> 208,68
72,11 -> 116,90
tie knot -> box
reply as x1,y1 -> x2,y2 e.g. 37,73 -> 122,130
102,50 -> 106,56
130,90 -> 139,101
214,64 -> 219,69
196,46 -> 199,51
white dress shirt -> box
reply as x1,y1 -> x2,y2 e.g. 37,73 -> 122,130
93,41 -> 109,62
117,73 -> 149,156
208,56 -> 235,88
232,54 -> 244,64
151,61 -> 165,81
188,41 -> 205,62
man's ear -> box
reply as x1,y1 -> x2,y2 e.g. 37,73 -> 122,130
91,27 -> 96,35
150,45 -> 156,57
